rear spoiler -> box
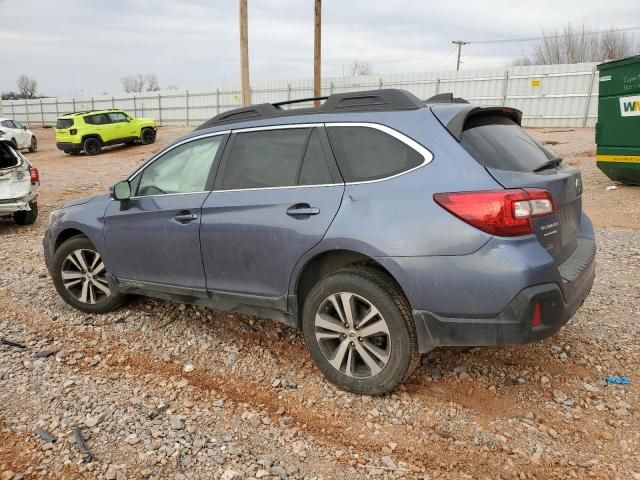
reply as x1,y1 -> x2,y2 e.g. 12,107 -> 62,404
431,104 -> 523,141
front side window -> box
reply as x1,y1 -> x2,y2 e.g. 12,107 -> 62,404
327,126 -> 424,182
108,112 -> 128,123
137,136 -> 223,196
220,128 -> 311,190
13,121 -> 24,129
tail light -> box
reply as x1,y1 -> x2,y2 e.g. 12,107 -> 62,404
70,129 -> 78,135
29,166 -> 40,184
433,189 -> 555,237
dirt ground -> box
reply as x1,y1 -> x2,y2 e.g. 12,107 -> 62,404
0,126 -> 638,480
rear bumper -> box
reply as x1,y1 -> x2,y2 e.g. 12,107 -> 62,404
0,197 -> 35,215
412,237 -> 596,353
56,142 -> 82,153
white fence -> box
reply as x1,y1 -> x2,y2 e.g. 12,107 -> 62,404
1,62 -> 600,128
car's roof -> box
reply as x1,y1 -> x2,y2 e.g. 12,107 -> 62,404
58,109 -> 126,118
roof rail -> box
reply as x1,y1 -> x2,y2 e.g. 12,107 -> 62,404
424,93 -> 469,104
195,89 -> 425,130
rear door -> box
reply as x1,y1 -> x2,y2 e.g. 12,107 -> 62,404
0,143 -> 30,200
200,125 -> 344,308
12,121 -> 29,148
459,113 -> 582,263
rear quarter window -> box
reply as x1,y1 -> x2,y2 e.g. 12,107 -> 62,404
56,118 -> 74,129
461,115 -> 558,172
327,126 -> 424,182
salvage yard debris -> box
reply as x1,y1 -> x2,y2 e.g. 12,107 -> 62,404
72,425 -> 95,463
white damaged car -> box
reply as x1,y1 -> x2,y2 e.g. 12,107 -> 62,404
0,139 -> 39,225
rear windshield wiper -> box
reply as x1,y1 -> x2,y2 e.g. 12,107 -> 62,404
534,157 -> 562,172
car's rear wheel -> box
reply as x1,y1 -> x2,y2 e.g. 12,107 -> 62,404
140,128 -> 156,145
29,136 -> 37,153
51,236 -> 125,313
302,266 -> 420,395
83,137 -> 102,156
13,201 -> 38,225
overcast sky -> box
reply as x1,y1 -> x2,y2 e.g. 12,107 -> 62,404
1,0 -> 638,97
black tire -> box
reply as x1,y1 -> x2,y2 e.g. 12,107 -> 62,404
83,137 -> 102,156
51,236 -> 125,314
13,201 -> 38,225
140,128 -> 156,145
29,136 -> 38,153
302,266 -> 420,395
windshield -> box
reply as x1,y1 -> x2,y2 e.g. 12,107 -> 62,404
461,114 -> 560,172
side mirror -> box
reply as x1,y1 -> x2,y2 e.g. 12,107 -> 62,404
112,180 -> 132,201
126,117 -> 132,122
23,126 -> 27,130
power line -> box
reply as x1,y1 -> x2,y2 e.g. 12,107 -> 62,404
467,26 -> 640,45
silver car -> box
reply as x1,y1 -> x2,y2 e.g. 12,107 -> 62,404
0,139 -> 39,225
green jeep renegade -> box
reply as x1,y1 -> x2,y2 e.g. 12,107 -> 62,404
55,109 -> 156,155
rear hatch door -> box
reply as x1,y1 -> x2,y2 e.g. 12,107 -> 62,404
447,109 -> 581,264
0,142 -> 31,200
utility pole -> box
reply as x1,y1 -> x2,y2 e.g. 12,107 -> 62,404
451,40 -> 468,71
313,0 -> 322,107
240,0 -> 251,106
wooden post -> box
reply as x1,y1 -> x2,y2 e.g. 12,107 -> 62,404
313,0 -> 322,107
240,0 -> 251,106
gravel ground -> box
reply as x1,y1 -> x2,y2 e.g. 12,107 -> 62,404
0,127 -> 639,480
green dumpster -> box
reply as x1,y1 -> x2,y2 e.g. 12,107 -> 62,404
596,55 -> 640,185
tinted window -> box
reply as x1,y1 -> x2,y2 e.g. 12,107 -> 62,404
1,120 -> 15,128
13,121 -> 24,129
299,129 -> 332,185
327,126 -> 423,182
56,118 -> 74,129
221,129 -> 309,189
461,115 -> 558,172
108,112 -> 128,123
137,136 -> 223,196
84,114 -> 109,125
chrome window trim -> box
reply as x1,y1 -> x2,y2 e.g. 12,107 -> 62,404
126,121 -> 433,197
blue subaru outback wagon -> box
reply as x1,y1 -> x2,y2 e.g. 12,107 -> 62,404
44,89 -> 595,394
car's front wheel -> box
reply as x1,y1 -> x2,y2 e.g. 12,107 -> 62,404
29,136 -> 37,153
140,127 -> 156,145
51,236 -> 125,313
302,266 -> 420,395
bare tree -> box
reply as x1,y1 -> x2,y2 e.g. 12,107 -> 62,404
512,56 -> 533,66
145,74 -> 160,91
350,60 -> 373,76
16,75 -> 38,98
121,73 -> 161,93
528,23 -> 638,65
121,74 -> 145,93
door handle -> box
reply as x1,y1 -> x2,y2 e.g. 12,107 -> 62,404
174,212 -> 199,223
286,203 -> 320,218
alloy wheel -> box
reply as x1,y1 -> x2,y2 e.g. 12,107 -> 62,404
61,249 -> 111,304
314,292 -> 391,378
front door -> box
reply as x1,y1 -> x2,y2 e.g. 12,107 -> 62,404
103,134 -> 227,291
200,126 -> 344,308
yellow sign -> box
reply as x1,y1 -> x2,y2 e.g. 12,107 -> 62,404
597,155 -> 640,164
531,80 -> 541,87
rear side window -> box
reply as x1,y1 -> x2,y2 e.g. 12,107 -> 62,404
56,118 -> 74,129
299,130 -> 333,185
461,115 -> 558,172
84,114 -> 109,125
327,126 -> 423,182
220,129 -> 310,189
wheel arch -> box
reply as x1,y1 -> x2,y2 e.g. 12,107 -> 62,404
292,249 -> 411,328
81,133 -> 103,145
54,227 -> 89,250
